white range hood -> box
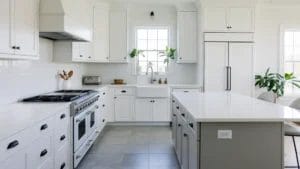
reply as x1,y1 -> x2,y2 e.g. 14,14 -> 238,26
39,0 -> 92,41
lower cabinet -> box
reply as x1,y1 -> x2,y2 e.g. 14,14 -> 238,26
1,151 -> 26,169
114,96 -> 135,121
176,116 -> 184,164
135,98 -> 170,122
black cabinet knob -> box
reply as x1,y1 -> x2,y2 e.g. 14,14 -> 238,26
60,135 -> 66,141
189,123 -> 193,128
181,113 -> 185,117
121,90 -> 127,93
40,124 -> 48,131
176,106 -> 179,110
184,133 -> 188,137
60,162 -> 66,169
60,114 -> 66,119
7,140 -> 19,150
178,124 -> 181,127
40,149 -> 48,157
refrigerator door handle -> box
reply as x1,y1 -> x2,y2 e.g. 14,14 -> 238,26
225,66 -> 232,91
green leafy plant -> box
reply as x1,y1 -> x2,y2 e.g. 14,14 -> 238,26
159,47 -> 176,64
255,68 -> 300,97
129,48 -> 143,58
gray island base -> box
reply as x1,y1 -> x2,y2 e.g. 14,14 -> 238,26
172,92 -> 300,169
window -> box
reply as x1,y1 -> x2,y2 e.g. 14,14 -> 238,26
283,29 -> 300,92
136,27 -> 169,74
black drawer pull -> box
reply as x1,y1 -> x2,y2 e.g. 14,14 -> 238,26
121,90 -> 127,93
102,104 -> 105,107
172,100 -> 175,103
60,114 -> 66,119
173,114 -> 176,117
40,124 -> 48,131
178,124 -> 181,127
184,133 -> 188,137
7,140 -> 19,150
103,119 -> 106,122
103,92 -> 106,95
189,123 -> 194,128
40,149 -> 48,157
60,162 -> 66,169
181,113 -> 185,117
176,106 -> 179,110
60,135 -> 66,141
184,91 -> 189,93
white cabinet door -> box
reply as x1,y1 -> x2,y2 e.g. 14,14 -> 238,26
153,99 -> 170,122
80,42 -> 93,61
204,8 -> 227,32
204,42 -> 228,92
177,11 -> 197,63
181,125 -> 189,169
0,0 -> 13,56
1,150 -> 27,169
72,42 -> 85,61
228,8 -> 254,32
14,0 -> 38,57
105,88 -> 115,122
229,43 -> 253,96
109,10 -> 128,63
188,127 -> 198,169
114,96 -> 134,121
135,99 -> 153,121
93,5 -> 109,62
176,116 -> 183,163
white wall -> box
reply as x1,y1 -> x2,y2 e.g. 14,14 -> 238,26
254,5 -> 300,74
85,2 -> 198,84
0,38 -> 85,104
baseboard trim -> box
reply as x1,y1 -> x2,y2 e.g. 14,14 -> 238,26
107,122 -> 170,126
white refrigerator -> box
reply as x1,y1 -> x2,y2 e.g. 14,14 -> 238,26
204,41 -> 254,96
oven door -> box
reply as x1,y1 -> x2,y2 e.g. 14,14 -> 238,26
74,111 -> 88,152
86,104 -> 99,137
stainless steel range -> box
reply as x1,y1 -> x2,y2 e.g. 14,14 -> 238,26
22,90 -> 101,168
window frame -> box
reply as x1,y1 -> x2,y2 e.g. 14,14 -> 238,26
279,24 -> 300,93
134,26 -> 171,75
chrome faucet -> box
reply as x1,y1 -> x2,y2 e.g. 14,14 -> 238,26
146,61 -> 155,84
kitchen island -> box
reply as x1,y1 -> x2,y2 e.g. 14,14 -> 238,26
171,92 -> 300,169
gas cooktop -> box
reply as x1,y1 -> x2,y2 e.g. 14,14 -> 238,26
22,90 -> 97,102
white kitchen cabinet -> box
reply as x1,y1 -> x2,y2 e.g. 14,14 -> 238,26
53,42 -> 93,62
135,98 -> 170,122
109,10 -> 128,63
93,4 -> 110,63
114,96 -> 135,121
204,42 -> 253,96
135,99 -> 153,121
176,115 -> 184,164
177,11 -> 197,63
181,125 -> 189,169
0,0 -> 38,59
153,99 -> 170,122
204,7 -> 254,32
1,150 -> 27,169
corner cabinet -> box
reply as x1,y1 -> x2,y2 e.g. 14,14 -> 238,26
203,7 -> 254,32
177,11 -> 198,63
0,0 -> 39,60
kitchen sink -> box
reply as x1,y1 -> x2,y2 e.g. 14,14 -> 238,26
136,85 -> 170,98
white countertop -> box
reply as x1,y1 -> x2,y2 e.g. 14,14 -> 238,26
172,92 -> 300,122
0,102 -> 70,141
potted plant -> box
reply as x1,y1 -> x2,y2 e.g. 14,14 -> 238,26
129,48 -> 143,58
255,68 -> 300,98
159,47 -> 176,64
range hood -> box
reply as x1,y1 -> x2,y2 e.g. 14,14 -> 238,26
39,0 -> 92,41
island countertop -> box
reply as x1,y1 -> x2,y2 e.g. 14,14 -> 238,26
172,92 -> 300,122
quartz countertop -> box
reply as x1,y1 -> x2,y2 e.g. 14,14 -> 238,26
172,92 -> 300,122
0,102 -> 70,141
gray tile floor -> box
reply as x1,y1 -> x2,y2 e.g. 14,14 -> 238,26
77,126 -> 180,169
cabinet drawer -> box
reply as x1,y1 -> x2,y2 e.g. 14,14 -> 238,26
27,136 -> 53,169
54,126 -> 69,152
55,144 -> 70,169
33,116 -> 55,139
173,89 -> 200,93
114,88 -> 135,96
0,127 -> 32,161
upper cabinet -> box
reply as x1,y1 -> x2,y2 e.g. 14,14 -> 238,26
0,0 -> 39,59
204,7 -> 254,32
109,10 -> 128,63
177,11 -> 198,63
93,4 -> 110,63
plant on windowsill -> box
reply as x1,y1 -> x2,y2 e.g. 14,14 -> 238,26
129,48 -> 143,58
159,47 -> 176,64
255,68 -> 300,98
